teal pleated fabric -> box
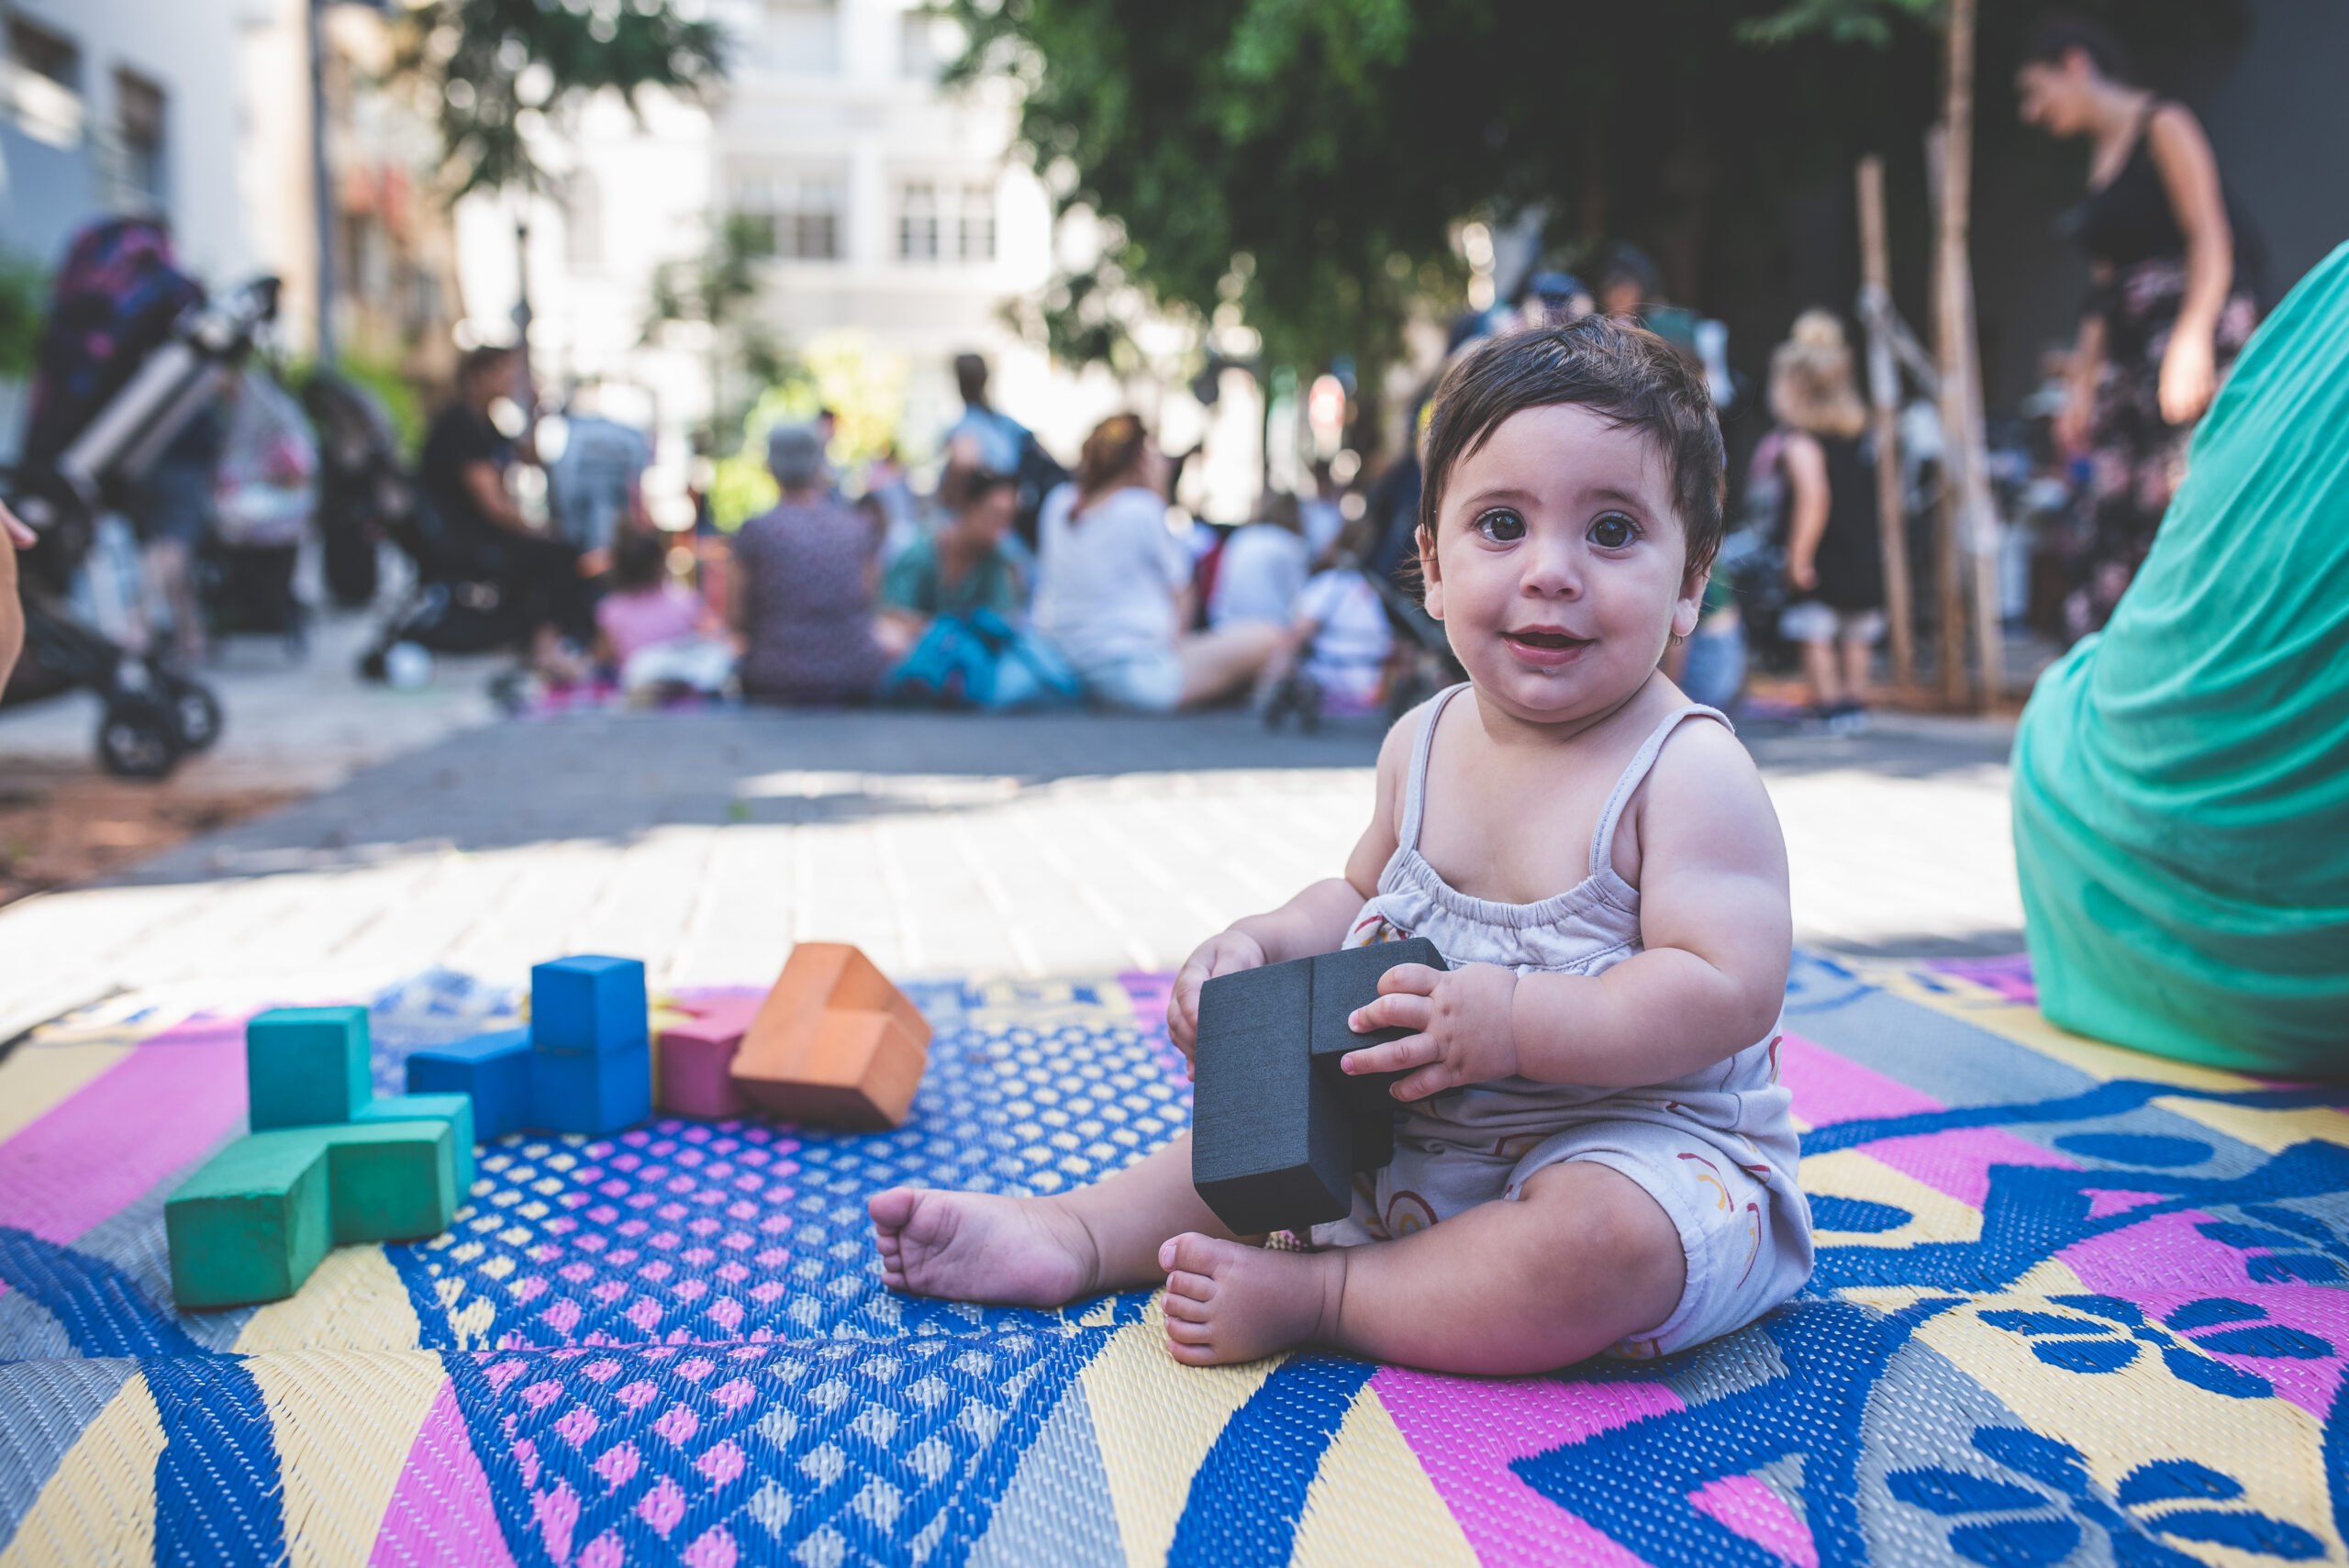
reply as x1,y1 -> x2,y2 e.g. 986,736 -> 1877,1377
2013,239 -> 2349,1073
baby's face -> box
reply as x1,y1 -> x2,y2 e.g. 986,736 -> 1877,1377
1421,404 -> 1702,726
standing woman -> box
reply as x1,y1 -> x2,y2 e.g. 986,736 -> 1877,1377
1771,311 -> 1884,734
2017,17 -> 2264,640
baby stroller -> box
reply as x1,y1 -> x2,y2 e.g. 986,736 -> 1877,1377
4,220 -> 270,777
1260,554 -> 1463,733
196,366 -> 319,655
304,371 -> 413,609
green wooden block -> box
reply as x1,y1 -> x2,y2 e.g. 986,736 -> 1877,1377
246,1006 -> 372,1130
320,1119 -> 459,1243
356,1093 -> 476,1196
164,1130 -> 332,1308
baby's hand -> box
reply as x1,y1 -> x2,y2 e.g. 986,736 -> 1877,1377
1167,929 -> 1268,1072
1341,962 -> 1520,1100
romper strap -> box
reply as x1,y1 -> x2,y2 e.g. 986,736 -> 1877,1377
1587,705 -> 1735,879
1397,682 -> 1472,852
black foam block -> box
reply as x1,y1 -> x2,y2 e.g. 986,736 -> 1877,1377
1190,957 -> 1351,1235
1190,939 -> 1452,1236
1307,938 -> 1447,1116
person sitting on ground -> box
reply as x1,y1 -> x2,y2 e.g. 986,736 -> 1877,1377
1208,491 -> 1313,635
872,317 -> 1812,1374
1281,512 -> 1397,716
729,424 -> 885,704
876,470 -> 1025,660
2012,238 -> 2349,1073
1031,415 -> 1284,712
595,528 -> 731,697
1769,310 -> 1884,734
418,344 -> 596,681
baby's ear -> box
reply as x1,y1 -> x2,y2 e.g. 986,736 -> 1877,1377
1672,566 -> 1708,639
1415,527 -> 1444,619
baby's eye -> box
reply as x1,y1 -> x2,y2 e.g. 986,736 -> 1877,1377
1475,508 -> 1526,542
1588,512 -> 1639,549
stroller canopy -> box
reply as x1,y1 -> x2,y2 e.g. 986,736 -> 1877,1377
23,217 -> 205,465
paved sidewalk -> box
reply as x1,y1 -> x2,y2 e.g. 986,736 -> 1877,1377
0,701 -> 2021,1038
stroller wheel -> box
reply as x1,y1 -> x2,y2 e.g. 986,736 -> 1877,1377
161,676 -> 225,752
98,696 -> 184,780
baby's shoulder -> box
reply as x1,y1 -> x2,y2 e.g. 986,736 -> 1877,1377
1629,712 -> 1779,863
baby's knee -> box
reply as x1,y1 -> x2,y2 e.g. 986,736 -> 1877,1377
1519,1161 -> 1687,1307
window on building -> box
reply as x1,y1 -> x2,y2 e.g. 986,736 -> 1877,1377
897,182 -> 940,263
957,183 -> 996,262
735,172 -> 840,261
765,2 -> 839,74
7,17 -> 79,88
116,70 -> 166,211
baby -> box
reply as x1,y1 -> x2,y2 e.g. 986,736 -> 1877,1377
871,318 -> 1812,1373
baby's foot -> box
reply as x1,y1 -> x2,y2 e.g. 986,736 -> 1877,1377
869,1187 -> 1101,1307
1158,1233 -> 1344,1365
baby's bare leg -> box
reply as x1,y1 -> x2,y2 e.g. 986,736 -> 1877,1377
1161,1161 -> 1684,1373
871,1132 -> 1239,1307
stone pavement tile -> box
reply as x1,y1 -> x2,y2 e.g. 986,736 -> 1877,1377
0,706 -> 2021,1034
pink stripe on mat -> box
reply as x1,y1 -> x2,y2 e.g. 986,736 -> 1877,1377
0,1016 -> 247,1243
1375,1366 -> 1681,1566
1776,1031 -> 1944,1128
371,1374 -> 517,1568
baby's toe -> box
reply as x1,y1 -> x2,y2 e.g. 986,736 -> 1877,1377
868,1187 -> 918,1231
1163,1281 -> 1211,1318
1164,1333 -> 1219,1366
1161,1232 -> 1230,1279
1165,1314 -> 1213,1346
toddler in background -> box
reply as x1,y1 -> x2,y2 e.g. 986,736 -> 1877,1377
595,528 -> 734,698
1287,512 -> 1396,715
872,318 -> 1810,1373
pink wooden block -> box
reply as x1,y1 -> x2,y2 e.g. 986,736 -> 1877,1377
657,1004 -> 758,1119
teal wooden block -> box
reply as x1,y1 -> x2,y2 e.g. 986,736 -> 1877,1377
246,1006 -> 372,1130
164,1130 -> 332,1308
320,1119 -> 459,1243
356,1093 -> 476,1196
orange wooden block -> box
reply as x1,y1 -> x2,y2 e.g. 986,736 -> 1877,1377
729,943 -> 930,1129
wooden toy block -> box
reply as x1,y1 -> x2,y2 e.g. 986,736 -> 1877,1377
531,955 -> 650,1055
356,1092 -> 477,1195
729,943 -> 931,1129
531,1042 -> 652,1134
406,1028 -> 532,1140
656,997 -> 763,1119
1190,939 -> 1450,1235
319,1119 -> 460,1243
164,1130 -> 332,1308
245,1006 -> 372,1130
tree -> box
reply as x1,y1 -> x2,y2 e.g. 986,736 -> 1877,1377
948,0 -> 2246,450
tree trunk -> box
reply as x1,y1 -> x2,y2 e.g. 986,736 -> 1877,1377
1932,0 -> 2004,709
1854,154 -> 1915,693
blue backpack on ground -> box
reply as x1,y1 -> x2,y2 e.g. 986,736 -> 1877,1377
880,611 -> 1082,710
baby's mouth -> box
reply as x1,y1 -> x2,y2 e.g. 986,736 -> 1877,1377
1503,628 -> 1591,653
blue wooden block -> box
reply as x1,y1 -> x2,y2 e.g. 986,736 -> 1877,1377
530,1042 -> 651,1134
406,1029 -> 531,1141
357,1093 -> 477,1195
246,1006 -> 372,1130
530,955 -> 649,1055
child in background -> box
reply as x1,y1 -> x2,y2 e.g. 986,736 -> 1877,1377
1286,513 -> 1396,715
872,318 -> 1810,1373
595,528 -> 733,698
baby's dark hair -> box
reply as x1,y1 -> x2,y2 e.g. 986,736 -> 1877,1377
1416,317 -> 1726,580
612,528 -> 669,591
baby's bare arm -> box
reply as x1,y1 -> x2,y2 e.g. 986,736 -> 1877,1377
1515,720 -> 1790,1086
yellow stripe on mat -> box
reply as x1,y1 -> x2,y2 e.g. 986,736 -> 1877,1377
1290,1384 -> 1476,1568
2154,1095 -> 2349,1156
244,1349 -> 448,1568
235,1246 -> 424,1355
0,1373 -> 163,1568
1080,1301 -> 1285,1568
0,1045 -> 138,1147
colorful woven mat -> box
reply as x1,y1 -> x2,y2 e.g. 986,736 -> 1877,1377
3,954 -> 2347,1567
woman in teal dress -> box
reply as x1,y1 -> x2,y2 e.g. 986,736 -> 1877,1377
2011,241 -> 2349,1073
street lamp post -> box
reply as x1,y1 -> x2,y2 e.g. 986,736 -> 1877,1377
308,0 -> 336,366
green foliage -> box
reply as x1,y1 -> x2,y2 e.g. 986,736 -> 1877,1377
705,333 -> 909,529
0,248 -> 47,381
948,0 -> 2249,430
395,0 -> 727,200
334,354 -> 427,460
